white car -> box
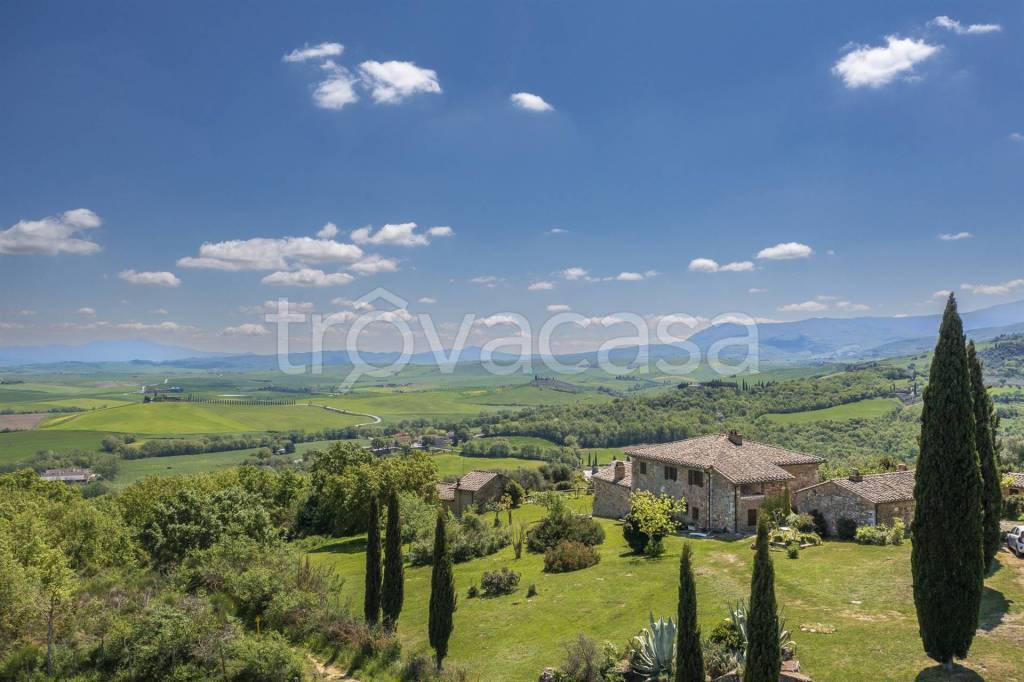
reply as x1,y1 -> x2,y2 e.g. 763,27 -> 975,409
1007,526 -> 1024,558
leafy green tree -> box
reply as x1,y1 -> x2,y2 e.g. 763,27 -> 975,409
623,491 -> 685,557
429,511 -> 456,670
912,295 -> 984,669
364,495 -> 382,625
744,515 -> 780,682
675,543 -> 703,682
968,341 -> 1003,569
381,492 -> 404,630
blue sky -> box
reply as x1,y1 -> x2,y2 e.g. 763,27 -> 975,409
1,1 -> 1022,352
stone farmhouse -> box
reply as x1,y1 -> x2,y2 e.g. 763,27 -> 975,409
436,470 -> 507,516
793,467 -> 915,536
40,467 -> 95,483
593,431 -> 823,533
1006,472 -> 1024,496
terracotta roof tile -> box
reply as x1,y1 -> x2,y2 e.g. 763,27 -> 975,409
592,461 -> 632,488
436,482 -> 456,501
1006,472 -> 1024,489
623,434 -> 822,485
799,470 -> 916,504
455,470 -> 500,492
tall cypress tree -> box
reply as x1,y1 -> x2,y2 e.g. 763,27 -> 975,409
744,515 -> 780,682
381,492 -> 405,630
675,543 -> 704,682
912,295 -> 984,668
363,495 -> 382,626
968,341 -> 1003,569
429,511 -> 456,670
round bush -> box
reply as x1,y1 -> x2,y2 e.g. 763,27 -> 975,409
543,540 -> 600,573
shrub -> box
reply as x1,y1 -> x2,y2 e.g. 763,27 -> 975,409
621,513 -> 650,554
787,512 -> 816,533
787,546 -> 799,559
504,479 -> 526,507
554,480 -> 575,491
836,517 -> 858,540
707,620 -> 743,652
809,509 -> 829,538
621,491 -> 682,557
1003,494 -> 1024,520
527,583 -> 537,598
886,518 -> 906,545
702,639 -> 741,680
408,512 -> 510,566
467,584 -> 479,599
544,540 -> 600,573
527,511 -> 604,553
854,524 -> 888,545
558,634 -> 620,682
480,567 -> 520,596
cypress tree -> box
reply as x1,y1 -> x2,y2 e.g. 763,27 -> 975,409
675,543 -> 704,682
363,495 -> 382,626
381,492 -> 404,630
912,294 -> 984,668
744,515 -> 780,682
968,341 -> 1003,569
429,511 -> 456,670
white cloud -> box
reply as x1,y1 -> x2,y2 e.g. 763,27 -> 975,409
528,281 -> 555,291
1011,132 -> 1024,143
688,258 -> 754,273
546,304 -> 571,313
938,231 -> 973,241
778,300 -> 829,313
614,272 -> 643,281
77,307 -> 96,316
350,223 -> 435,247
0,322 -> 24,330
221,323 -> 271,336
261,268 -> 355,287
832,36 -> 940,89
283,42 -> 344,63
748,288 -> 768,294
312,61 -> 359,110
560,267 -> 589,281
151,308 -> 168,316
358,60 -> 441,104
0,209 -> 102,256
929,16 -> 1001,35
545,228 -> 568,236
756,242 -> 813,260
241,300 -> 315,315
418,297 -> 437,304
931,290 -> 952,299
961,278 -> 1024,296
427,226 -> 454,238
470,275 -> 501,287
510,92 -> 554,112
118,269 -> 182,288
332,297 -> 375,311
116,321 -> 197,333
348,254 -> 399,275
316,222 -> 339,239
178,236 -> 363,271
836,301 -> 871,311
477,314 -> 520,327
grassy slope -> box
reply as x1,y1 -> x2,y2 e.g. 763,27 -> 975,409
430,453 -> 546,478
309,497 -> 1024,682
41,402 -> 366,434
761,397 -> 903,425
0,430 -> 107,465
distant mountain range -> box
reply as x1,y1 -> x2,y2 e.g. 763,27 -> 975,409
2,299 -> 1023,369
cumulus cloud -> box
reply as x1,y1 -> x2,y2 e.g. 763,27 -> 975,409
178,236 -> 363,271
77,307 -> 96,316
283,42 -> 344,63
528,281 -> 555,291
832,36 -> 940,89
615,272 -> 645,281
0,209 -> 102,256
332,297 -> 375,311
470,275 -> 501,287
348,254 -> 399,275
961,278 -> 1024,296
836,301 -> 871,311
350,223 -> 439,247
546,304 -> 571,313
560,267 -> 589,281
316,222 -> 339,239
118,269 -> 182,287
510,92 -> 554,112
756,242 -> 813,260
427,226 -> 454,238
929,16 -> 1001,35
748,288 -> 768,294
312,61 -> 360,110
358,60 -> 441,104
221,323 -> 271,336
778,300 -> 829,313
116,321 -> 197,333
476,314 -> 521,327
261,268 -> 354,287
938,231 -> 973,241
688,258 -> 754,273
418,297 -> 437,304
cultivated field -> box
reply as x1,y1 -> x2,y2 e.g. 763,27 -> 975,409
310,496 -> 1024,682
0,413 -> 47,430
761,397 -> 904,424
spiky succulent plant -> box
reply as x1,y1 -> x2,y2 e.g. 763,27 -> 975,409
631,613 -> 676,678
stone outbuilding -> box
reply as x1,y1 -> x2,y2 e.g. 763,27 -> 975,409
591,459 -> 632,518
436,470 -> 507,516
793,466 -> 915,536
593,431 -> 823,533
1005,472 -> 1024,496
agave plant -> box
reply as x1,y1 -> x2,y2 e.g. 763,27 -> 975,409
631,613 -> 676,678
728,600 -> 796,664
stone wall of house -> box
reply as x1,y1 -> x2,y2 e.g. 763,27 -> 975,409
781,463 -> 820,491
876,500 -> 914,529
592,479 -> 632,518
792,482 -> 875,535
630,457 -> 738,531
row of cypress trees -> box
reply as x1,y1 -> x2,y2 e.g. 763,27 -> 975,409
911,294 -> 1003,670
364,493 -> 456,670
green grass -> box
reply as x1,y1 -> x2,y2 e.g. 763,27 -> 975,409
41,402 -> 366,434
309,497 -> 1024,682
761,397 -> 903,425
0,430 -> 106,465
115,449 -> 253,484
430,452 -> 546,478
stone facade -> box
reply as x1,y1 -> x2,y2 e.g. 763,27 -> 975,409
876,500 -> 914,529
793,469 -> 915,536
793,481 -> 875,535
592,477 -> 631,518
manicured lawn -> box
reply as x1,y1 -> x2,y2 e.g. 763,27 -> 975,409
41,402 -> 366,434
761,397 -> 903,425
309,496 -> 1024,682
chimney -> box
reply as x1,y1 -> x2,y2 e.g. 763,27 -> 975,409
849,469 -> 863,483
897,463 -> 908,472
727,430 -> 743,446
614,460 -> 626,481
